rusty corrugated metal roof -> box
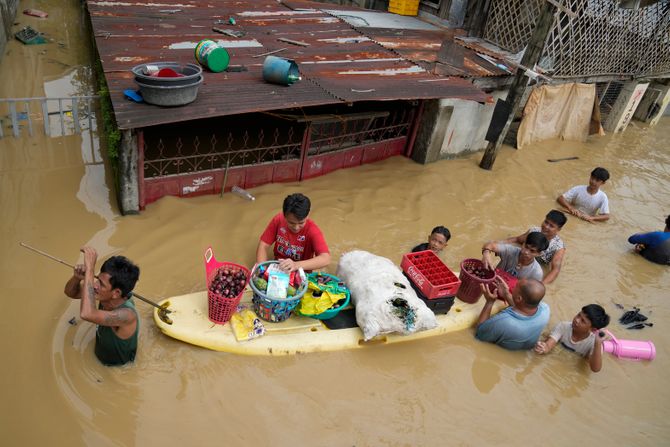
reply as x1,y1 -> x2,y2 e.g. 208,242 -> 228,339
87,0 -> 491,130
359,28 -> 510,77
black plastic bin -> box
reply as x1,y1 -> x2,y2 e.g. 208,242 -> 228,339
418,295 -> 455,315
404,272 -> 455,315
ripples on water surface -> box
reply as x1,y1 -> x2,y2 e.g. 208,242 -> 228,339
1,2 -> 669,444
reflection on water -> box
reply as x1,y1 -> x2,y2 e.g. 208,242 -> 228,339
471,356 -> 501,394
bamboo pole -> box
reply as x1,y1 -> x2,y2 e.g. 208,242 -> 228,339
479,1 -> 557,170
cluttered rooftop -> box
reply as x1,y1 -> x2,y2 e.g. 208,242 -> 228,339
86,0 -> 509,130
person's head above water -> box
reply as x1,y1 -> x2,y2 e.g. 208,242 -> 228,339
591,167 -> 610,182
588,167 -> 610,192
513,278 -> 546,308
541,210 -> 567,238
427,226 -> 451,252
282,193 -> 311,233
100,256 -> 140,299
580,304 -> 610,330
514,232 -> 548,265
526,231 -> 549,251
546,209 -> 567,227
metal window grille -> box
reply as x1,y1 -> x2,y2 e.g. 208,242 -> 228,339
482,0 -> 670,78
308,108 -> 415,156
142,106 -> 416,178
595,81 -> 625,121
142,119 -> 303,178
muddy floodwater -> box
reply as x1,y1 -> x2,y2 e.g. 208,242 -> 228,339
1,1 -> 669,446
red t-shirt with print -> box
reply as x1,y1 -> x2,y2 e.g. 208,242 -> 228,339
260,213 -> 329,261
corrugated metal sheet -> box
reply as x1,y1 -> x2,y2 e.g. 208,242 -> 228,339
87,0 -> 491,130
454,36 -> 520,71
360,28 -> 510,77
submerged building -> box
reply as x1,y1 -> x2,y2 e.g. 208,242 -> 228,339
2,0 -> 668,214
86,0 -> 505,214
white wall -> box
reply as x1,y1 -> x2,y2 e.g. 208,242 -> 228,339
603,81 -> 649,133
634,82 -> 670,126
437,90 -> 507,156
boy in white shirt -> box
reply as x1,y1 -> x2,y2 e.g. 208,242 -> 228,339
534,304 -> 610,373
557,167 -> 610,223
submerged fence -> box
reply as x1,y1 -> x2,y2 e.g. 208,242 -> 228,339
483,0 -> 670,78
0,96 -> 98,138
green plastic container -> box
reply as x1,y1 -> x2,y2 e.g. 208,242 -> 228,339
298,273 -> 351,320
194,39 -> 230,73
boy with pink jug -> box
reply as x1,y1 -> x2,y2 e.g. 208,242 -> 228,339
534,304 -> 610,373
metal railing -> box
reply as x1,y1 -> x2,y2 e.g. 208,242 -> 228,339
0,96 -> 98,138
142,126 -> 304,178
141,106 -> 416,178
308,109 -> 414,155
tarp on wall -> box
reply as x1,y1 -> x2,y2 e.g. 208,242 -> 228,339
517,83 -> 604,149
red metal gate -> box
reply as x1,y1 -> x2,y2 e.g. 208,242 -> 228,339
138,103 -> 419,208
300,108 -> 416,180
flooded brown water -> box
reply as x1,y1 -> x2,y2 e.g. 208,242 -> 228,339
2,1 -> 670,445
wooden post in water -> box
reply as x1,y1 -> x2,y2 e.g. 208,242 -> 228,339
479,1 -> 557,170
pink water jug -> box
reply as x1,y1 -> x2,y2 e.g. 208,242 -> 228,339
602,330 -> 656,361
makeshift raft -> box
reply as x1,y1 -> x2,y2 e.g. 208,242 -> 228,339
153,285 -> 505,356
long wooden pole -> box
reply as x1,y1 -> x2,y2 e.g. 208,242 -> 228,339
479,1 -> 556,170
19,242 -> 171,314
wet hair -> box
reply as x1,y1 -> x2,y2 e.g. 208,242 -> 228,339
591,167 -> 610,182
519,279 -> 545,308
431,226 -> 451,242
665,215 -> 670,229
546,209 -> 567,228
582,304 -> 610,329
282,193 -> 311,220
100,256 -> 140,299
526,231 -> 549,252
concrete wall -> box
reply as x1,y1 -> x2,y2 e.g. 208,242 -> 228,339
0,0 -> 20,61
411,99 -> 451,164
603,81 -> 649,133
633,82 -> 670,126
119,129 -> 140,215
436,91 -> 507,157
411,90 -> 509,163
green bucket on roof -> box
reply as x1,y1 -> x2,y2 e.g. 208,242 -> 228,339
194,39 -> 230,73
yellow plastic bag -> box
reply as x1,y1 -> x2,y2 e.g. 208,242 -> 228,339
298,280 -> 346,315
230,307 -> 266,342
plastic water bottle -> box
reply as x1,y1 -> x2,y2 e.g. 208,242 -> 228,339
231,185 -> 255,201
601,329 -> 656,361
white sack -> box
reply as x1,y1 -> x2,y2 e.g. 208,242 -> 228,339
336,250 -> 438,341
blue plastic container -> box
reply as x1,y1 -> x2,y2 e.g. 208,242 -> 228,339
249,261 -> 307,322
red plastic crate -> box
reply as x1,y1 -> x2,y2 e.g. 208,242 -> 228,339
491,268 -> 519,300
401,250 -> 461,299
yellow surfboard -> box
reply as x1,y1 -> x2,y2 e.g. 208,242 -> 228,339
153,287 -> 505,356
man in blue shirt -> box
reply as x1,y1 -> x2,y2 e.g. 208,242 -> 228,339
628,215 -> 670,265
475,277 -> 549,350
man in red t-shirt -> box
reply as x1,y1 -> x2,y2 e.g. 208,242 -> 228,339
256,193 -> 330,272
